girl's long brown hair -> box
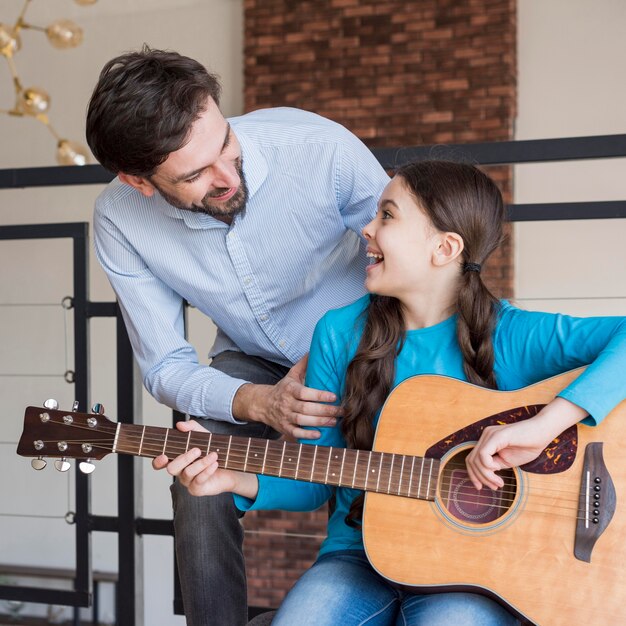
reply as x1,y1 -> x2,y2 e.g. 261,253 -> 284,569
342,160 -> 505,527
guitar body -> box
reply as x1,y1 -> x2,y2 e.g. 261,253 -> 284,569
363,371 -> 626,626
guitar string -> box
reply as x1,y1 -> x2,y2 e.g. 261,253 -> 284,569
97,442 -> 600,521
30,420 -> 594,518
33,436 -> 593,520
32,419 -> 585,504
111,430 -> 586,503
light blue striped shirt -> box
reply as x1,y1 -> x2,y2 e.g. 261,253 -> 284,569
94,107 -> 390,422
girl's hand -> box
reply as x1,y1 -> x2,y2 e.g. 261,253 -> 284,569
465,397 -> 588,490
152,420 -> 259,498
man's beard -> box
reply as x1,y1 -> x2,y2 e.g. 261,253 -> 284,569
152,157 -> 248,220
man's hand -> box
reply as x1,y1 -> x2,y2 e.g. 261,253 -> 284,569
232,354 -> 339,439
152,420 -> 259,498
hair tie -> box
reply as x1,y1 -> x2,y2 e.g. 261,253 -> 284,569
463,262 -> 482,274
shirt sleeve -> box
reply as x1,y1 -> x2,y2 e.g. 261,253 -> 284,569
235,313 -> 347,512
335,130 -> 390,237
94,198 -> 247,423
495,304 -> 626,424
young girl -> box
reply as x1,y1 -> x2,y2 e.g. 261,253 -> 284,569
165,161 -> 626,625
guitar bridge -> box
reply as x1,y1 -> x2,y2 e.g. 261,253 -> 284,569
574,442 -> 616,562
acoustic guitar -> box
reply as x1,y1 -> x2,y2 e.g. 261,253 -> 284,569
17,369 -> 625,625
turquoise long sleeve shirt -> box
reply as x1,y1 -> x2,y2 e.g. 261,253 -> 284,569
235,296 -> 626,556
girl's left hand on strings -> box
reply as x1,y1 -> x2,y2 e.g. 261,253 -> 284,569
152,420 -> 261,499
465,397 -> 588,491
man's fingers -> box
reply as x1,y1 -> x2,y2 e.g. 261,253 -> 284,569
284,378 -> 336,405
292,413 -> 337,428
289,426 -> 321,440
288,354 -> 309,383
290,426 -> 322,440
295,385 -> 337,405
294,400 -> 340,418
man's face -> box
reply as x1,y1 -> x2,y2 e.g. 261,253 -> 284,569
148,98 -> 247,222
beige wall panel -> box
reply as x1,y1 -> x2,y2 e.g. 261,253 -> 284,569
515,0 -> 626,316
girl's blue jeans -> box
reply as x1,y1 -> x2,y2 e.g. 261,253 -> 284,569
272,550 -> 520,626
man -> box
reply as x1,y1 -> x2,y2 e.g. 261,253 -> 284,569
86,47 -> 389,626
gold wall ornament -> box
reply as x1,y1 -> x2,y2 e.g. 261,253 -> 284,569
56,139 -> 89,166
0,22 -> 21,56
1,0 -> 97,166
46,19 -> 84,49
18,86 -> 50,115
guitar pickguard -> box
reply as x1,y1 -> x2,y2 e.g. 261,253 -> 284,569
424,403 -> 578,475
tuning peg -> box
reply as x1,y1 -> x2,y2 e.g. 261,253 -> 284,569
31,457 -> 47,471
91,403 -> 105,415
54,459 -> 71,472
43,398 -> 59,410
72,400 -> 79,411
79,460 -> 95,474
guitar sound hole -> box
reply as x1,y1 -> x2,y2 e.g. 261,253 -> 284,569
440,449 -> 516,524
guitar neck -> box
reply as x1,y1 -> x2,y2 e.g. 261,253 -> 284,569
114,423 -> 439,501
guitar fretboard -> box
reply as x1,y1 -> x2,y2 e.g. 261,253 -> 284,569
114,424 -> 439,501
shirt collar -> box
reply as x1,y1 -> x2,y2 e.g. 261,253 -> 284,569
154,193 -> 226,230
233,123 -> 268,199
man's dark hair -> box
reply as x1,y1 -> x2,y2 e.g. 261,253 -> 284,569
86,46 -> 222,175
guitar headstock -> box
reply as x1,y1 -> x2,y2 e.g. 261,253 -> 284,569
17,400 -> 117,473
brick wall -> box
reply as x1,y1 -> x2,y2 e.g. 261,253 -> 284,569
243,0 -> 517,609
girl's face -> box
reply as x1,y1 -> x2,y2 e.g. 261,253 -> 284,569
362,176 -> 442,300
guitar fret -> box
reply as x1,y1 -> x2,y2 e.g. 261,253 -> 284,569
310,446 -> 318,482
352,450 -> 359,488
365,451 -> 372,491
417,457 -> 425,499
185,431 -> 191,452
138,425 -> 146,456
282,444 -> 295,479
206,432 -> 212,455
278,441 -> 287,477
295,443 -> 302,480
162,428 -> 169,456
261,439 -> 269,474
398,455 -> 405,496
426,458 -> 434,499
387,453 -> 395,494
324,447 -> 333,484
243,438 -> 251,472
225,437 -> 232,466
339,448 -> 346,486
375,453 -> 383,492
408,456 -> 415,498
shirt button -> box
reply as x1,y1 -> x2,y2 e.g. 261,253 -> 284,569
259,314 -> 268,322
243,276 -> 252,286
278,340 -> 286,349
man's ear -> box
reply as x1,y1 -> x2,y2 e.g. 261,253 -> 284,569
432,232 -> 464,267
118,172 -> 156,197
